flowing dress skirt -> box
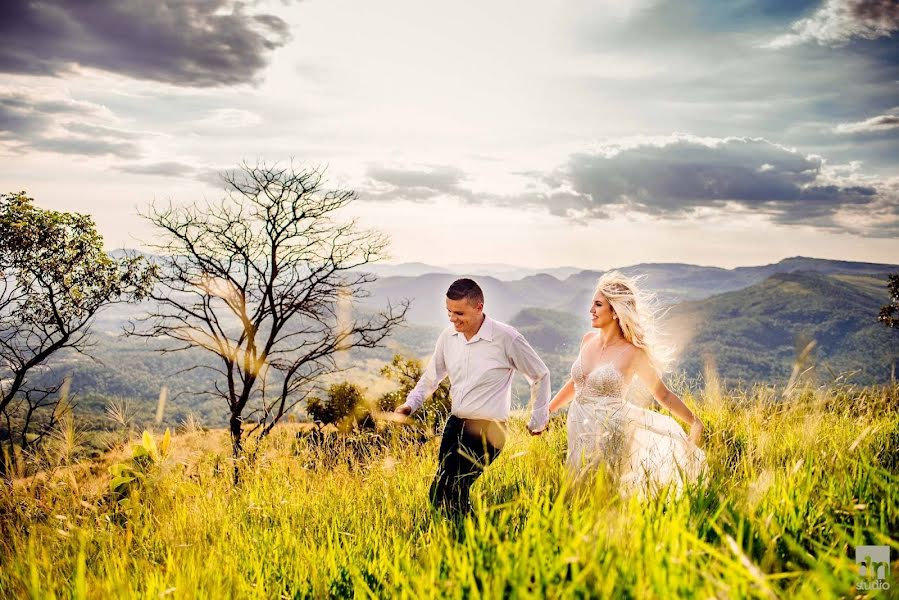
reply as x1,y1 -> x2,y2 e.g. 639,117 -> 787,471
566,394 -> 706,496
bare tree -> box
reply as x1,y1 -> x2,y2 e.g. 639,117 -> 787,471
133,162 -> 408,471
0,192 -> 156,477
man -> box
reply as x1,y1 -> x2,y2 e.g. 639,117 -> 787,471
395,278 -> 550,516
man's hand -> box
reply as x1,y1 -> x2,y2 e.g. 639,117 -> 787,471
529,428 -> 544,436
394,404 -> 412,417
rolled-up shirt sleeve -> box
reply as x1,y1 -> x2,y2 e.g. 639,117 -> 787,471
508,334 -> 551,432
402,330 -> 449,413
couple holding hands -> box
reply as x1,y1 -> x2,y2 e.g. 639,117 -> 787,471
394,274 -> 706,516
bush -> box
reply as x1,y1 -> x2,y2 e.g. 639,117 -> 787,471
306,382 -> 370,430
108,429 -> 171,510
377,354 -> 451,434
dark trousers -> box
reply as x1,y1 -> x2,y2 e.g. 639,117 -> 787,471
429,415 -> 504,517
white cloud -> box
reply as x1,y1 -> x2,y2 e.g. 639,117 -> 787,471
0,85 -> 143,158
765,0 -> 899,49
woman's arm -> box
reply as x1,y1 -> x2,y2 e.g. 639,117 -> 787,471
635,352 -> 704,447
548,331 -> 596,413
548,378 -> 576,412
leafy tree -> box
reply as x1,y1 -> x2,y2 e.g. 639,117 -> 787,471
377,353 -> 450,433
134,162 -> 408,475
0,192 -> 156,476
879,274 -> 899,329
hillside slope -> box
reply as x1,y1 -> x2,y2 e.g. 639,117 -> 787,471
667,271 -> 899,383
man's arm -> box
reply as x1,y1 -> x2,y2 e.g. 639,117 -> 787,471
508,334 -> 551,433
397,330 -> 449,415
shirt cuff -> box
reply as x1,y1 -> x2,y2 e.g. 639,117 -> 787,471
528,409 -> 549,432
403,394 -> 423,413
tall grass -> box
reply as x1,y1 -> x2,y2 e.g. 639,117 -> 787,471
1,383 -> 896,598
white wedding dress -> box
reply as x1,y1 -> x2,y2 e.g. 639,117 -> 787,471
566,349 -> 706,496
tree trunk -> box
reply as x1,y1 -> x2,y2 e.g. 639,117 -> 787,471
229,412 -> 243,485
0,412 -> 16,480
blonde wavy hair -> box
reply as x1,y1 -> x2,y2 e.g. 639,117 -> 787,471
594,271 -> 673,373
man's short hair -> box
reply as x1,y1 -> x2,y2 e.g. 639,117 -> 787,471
446,278 -> 484,306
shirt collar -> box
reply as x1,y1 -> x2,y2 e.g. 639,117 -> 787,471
455,314 -> 493,343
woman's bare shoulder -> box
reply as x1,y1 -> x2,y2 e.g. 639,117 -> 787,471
617,342 -> 645,371
627,343 -> 649,362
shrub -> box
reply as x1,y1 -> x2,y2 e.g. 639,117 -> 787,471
108,429 -> 171,507
306,382 -> 369,430
378,354 -> 450,434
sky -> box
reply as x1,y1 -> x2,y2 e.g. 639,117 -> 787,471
0,0 -> 897,270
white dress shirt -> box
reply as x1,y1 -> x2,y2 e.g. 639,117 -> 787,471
402,315 -> 551,432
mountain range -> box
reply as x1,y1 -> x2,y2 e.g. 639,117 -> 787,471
357,262 -> 583,281
508,270 -> 898,386
362,256 -> 898,328
22,255 -> 897,429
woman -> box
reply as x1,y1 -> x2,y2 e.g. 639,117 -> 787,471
548,271 -> 705,495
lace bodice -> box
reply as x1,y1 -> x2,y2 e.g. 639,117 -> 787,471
571,356 -> 626,400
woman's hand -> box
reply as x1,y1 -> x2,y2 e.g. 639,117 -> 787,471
688,418 -> 704,448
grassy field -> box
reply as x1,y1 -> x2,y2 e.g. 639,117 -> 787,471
1,383 -> 897,599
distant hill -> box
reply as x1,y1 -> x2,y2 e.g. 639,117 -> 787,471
666,271 -> 899,384
504,271 -> 897,386
356,262 -> 451,278
443,263 -> 583,281
369,256 -> 898,328
359,262 -> 582,280
23,318 -> 441,430
509,308 -> 587,355
364,273 -> 577,327
99,253 -> 896,332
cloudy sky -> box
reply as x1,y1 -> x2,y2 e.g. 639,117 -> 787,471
1,0 -> 897,269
